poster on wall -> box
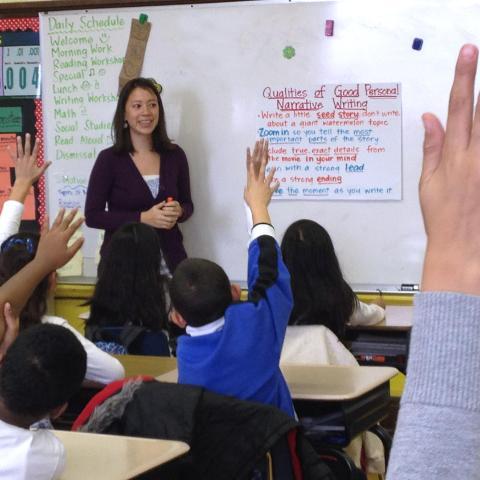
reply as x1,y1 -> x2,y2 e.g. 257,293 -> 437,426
256,82 -> 402,201
0,19 -> 46,227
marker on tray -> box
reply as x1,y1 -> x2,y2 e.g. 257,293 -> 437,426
400,284 -> 419,292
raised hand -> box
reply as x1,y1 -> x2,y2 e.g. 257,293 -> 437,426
244,139 -> 279,225
7,134 -> 51,203
36,209 -> 84,272
420,44 -> 480,295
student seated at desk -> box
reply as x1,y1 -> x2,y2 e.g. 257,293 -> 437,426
279,220 -> 385,474
169,139 -> 295,417
0,324 -> 86,480
280,219 -> 384,365
85,223 -> 171,357
0,233 -> 125,385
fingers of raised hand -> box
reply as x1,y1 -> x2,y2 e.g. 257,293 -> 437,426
16,135 -> 24,159
60,209 -> 78,231
39,161 -> 52,176
266,166 -> 276,187
66,237 -> 84,258
51,208 -> 66,230
261,139 -> 269,162
31,137 -> 39,161
65,216 -> 84,237
24,133 -> 31,158
445,44 -> 479,151
246,147 -> 252,170
421,113 -> 445,182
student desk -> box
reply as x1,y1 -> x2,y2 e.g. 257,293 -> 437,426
346,305 -> 413,375
282,364 -> 397,447
157,364 -> 397,447
53,430 -> 189,480
113,354 -> 177,378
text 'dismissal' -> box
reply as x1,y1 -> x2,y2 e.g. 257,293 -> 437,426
256,83 -> 402,200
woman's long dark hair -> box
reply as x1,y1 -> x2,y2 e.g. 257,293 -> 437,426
87,223 -> 168,331
0,232 -> 48,330
281,220 -> 357,339
112,77 -> 175,153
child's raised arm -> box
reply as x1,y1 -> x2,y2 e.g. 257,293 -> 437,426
0,209 -> 83,347
244,139 -> 279,226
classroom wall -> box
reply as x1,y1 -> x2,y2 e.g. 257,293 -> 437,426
37,0 -> 480,286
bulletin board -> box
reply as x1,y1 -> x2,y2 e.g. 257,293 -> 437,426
38,0 -> 477,286
0,17 -> 46,231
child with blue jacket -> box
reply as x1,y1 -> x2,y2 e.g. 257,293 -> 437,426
169,139 -> 295,417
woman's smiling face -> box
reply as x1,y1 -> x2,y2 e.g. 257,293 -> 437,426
124,86 -> 160,139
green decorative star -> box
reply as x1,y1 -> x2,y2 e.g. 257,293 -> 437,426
283,46 -> 296,60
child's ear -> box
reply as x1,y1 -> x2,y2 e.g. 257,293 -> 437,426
169,309 -> 187,328
49,402 -> 68,420
231,283 -> 242,302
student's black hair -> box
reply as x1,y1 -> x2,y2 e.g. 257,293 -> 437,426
169,258 -> 232,327
0,324 -> 86,418
87,223 -> 169,331
280,219 -> 357,339
0,232 -> 48,330
112,77 -> 175,153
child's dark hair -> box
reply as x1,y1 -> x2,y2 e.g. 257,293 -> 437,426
87,223 -> 168,331
112,77 -> 174,153
170,258 -> 232,327
0,232 -> 47,330
0,324 -> 86,418
281,219 -> 357,339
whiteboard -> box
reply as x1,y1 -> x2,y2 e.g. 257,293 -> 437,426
39,0 -> 480,286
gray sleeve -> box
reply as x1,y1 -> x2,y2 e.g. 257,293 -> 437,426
387,292 -> 480,479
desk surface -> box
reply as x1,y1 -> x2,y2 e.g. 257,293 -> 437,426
113,354 -> 178,378
157,365 -> 398,401
53,430 -> 189,480
281,364 -> 398,400
349,305 -> 413,331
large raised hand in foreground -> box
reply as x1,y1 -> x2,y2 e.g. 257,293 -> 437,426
388,44 -> 480,479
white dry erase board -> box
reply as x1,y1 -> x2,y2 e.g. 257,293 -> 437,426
39,0 -> 479,285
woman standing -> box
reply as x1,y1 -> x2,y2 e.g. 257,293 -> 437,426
85,78 -> 193,273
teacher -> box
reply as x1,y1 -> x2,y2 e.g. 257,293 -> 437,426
85,78 -> 194,273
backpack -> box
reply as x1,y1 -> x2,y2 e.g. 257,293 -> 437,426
73,377 -> 335,480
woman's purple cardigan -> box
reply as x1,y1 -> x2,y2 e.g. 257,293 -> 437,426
85,145 -> 194,272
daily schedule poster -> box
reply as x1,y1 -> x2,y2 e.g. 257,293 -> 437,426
256,83 -> 402,200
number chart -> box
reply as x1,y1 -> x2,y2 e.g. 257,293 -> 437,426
0,31 -> 40,97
